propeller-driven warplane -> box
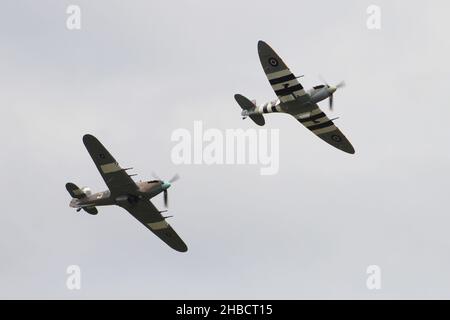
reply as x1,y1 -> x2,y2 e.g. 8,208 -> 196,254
65,134 -> 188,252
235,41 -> 355,154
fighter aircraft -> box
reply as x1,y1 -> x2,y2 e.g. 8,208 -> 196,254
235,41 -> 355,154
65,134 -> 188,252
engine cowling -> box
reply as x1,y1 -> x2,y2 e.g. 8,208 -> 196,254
308,86 -> 330,103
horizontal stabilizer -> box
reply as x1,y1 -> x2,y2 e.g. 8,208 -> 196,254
66,182 -> 86,199
235,94 -> 255,111
249,114 -> 265,126
234,94 -> 265,126
83,207 -> 98,215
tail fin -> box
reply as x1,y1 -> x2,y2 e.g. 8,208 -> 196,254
65,182 -> 86,199
234,94 -> 265,126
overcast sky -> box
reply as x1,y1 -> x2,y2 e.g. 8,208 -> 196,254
1,0 -> 450,299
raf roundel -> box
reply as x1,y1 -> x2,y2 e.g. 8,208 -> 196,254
268,57 -> 279,67
331,135 -> 342,142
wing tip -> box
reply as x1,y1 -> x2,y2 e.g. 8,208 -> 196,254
82,133 -> 99,146
179,247 -> 188,253
175,243 -> 188,253
257,40 -> 268,51
346,143 -> 356,154
341,144 -> 355,154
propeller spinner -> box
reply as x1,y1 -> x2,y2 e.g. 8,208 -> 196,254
152,172 -> 180,208
319,76 -> 345,111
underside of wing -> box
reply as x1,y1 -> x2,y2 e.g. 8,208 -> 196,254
293,107 -> 355,154
257,40 -> 310,105
119,199 -> 188,252
82,134 -> 138,196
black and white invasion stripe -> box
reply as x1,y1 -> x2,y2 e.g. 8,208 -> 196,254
267,69 -> 306,103
294,108 -> 337,135
256,99 -> 282,114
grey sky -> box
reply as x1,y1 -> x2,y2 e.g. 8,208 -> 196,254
1,0 -> 450,299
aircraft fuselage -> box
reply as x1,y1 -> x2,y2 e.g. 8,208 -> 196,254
69,180 -> 168,209
242,86 -> 334,119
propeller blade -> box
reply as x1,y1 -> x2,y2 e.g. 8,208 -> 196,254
319,75 -> 329,87
319,75 -> 345,111
336,81 -> 346,89
163,190 -> 168,208
151,172 -> 161,181
169,173 -> 180,183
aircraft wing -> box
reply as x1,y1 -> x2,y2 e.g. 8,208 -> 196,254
257,40 -> 310,105
119,199 -> 188,252
82,134 -> 138,196
293,105 -> 355,154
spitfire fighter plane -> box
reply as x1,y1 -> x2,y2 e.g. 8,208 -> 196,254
235,41 -> 355,154
65,134 -> 188,252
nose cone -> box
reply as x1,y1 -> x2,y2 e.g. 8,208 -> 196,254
329,86 -> 337,94
162,182 -> 171,190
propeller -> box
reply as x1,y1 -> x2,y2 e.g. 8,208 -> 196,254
319,76 -> 345,111
152,172 -> 180,208
169,173 -> 180,183
151,172 -> 161,180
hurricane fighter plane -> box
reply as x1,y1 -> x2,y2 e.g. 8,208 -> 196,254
65,134 -> 188,252
235,41 -> 355,154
